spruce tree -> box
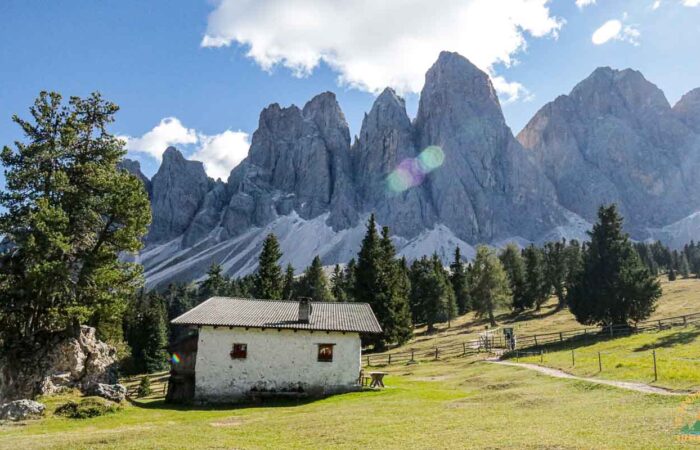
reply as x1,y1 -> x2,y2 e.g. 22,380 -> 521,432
679,254 -> 691,278
330,264 -> 347,302
499,244 -> 527,311
282,263 -> 296,300
297,256 -> 333,302
254,233 -> 283,299
543,241 -> 568,310
198,263 -> 228,301
123,291 -> 169,374
409,257 -> 440,332
668,266 -> 677,281
450,247 -> 471,314
523,245 -> 549,310
568,205 -> 661,326
470,246 -> 511,326
343,258 -> 357,301
435,254 -> 458,328
353,216 -> 412,348
0,92 -> 151,351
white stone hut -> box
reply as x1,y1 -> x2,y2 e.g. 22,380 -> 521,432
170,297 -> 382,403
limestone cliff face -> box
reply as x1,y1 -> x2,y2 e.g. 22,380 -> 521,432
517,67 -> 700,234
148,147 -> 212,244
414,51 -> 565,242
131,53 -> 700,287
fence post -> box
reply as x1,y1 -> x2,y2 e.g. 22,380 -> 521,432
571,349 -> 575,367
559,332 -> 563,343
683,315 -> 687,327
388,354 -> 392,365
658,320 -> 662,331
463,342 -> 467,356
410,349 -> 415,362
534,335 -> 538,346
610,324 -> 614,338
516,351 -> 519,362
540,350 -> 544,363
435,347 -> 439,360
653,350 -> 658,382
367,356 -> 371,367
598,351 -> 602,372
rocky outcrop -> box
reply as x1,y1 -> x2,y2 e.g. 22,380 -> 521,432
119,158 -> 152,197
0,400 -> 45,421
414,51 -> 566,242
149,147 -> 212,244
127,52 -> 700,287
0,326 -> 118,402
89,383 -> 127,403
674,88 -> 700,133
518,67 -> 700,235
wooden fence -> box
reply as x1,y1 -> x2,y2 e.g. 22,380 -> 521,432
363,311 -> 700,367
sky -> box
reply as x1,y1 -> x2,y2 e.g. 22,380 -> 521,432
1,0 -> 699,183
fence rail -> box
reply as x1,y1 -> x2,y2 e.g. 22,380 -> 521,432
362,310 -> 700,367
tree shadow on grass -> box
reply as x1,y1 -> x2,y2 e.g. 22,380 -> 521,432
125,388 -> 384,412
634,328 -> 700,352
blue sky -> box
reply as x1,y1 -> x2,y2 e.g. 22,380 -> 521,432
1,0 -> 699,182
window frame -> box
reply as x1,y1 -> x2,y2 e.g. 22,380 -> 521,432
230,343 -> 248,360
317,343 -> 335,362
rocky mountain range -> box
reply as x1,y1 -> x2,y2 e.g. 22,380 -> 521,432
122,51 -> 700,288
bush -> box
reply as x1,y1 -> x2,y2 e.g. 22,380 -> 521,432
137,376 -> 152,398
54,398 -> 119,419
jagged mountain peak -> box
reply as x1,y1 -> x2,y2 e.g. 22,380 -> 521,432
674,87 -> 700,132
570,66 -> 671,115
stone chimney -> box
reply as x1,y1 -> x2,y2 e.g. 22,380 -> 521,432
298,297 -> 312,323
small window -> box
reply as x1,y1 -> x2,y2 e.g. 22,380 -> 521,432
317,344 -> 334,362
230,343 -> 247,359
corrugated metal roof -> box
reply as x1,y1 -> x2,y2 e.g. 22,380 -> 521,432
171,297 -> 383,334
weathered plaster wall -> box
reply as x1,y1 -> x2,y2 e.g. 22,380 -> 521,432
194,327 -> 361,403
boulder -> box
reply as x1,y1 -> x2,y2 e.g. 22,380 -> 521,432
88,383 -> 126,403
0,399 -> 45,421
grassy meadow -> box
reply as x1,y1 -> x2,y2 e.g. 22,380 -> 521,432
1,276 -> 699,449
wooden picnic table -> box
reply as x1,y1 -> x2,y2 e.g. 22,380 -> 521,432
369,371 -> 387,388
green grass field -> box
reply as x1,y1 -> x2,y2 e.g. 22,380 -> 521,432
512,322 -> 700,391
0,358 -> 694,449
2,277 -> 699,449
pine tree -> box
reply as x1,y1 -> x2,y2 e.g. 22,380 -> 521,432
523,245 -> 549,310
282,263 -> 296,300
343,258 -> 357,302
353,216 -> 412,349
123,291 -> 169,374
198,263 -> 228,302
435,254 -> 458,328
679,254 -> 691,278
543,241 -> 568,310
409,257 -> 440,332
254,233 -> 283,299
0,92 -> 151,351
470,246 -> 511,326
297,256 -> 333,302
568,205 -> 661,326
330,264 -> 347,302
668,266 -> 677,281
499,244 -> 527,311
449,247 -> 471,314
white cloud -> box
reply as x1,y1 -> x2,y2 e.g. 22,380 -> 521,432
576,0 -> 596,9
591,19 -> 640,46
121,119 -> 250,179
683,0 -> 700,6
491,76 -> 532,104
120,117 -> 197,160
191,130 -> 250,181
652,0 -> 661,9
201,0 -> 563,100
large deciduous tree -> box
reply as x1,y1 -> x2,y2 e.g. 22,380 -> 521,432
568,205 -> 661,327
0,91 -> 150,352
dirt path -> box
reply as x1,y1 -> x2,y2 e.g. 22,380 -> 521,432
487,360 -> 687,396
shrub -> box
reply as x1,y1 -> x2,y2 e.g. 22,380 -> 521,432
137,376 -> 152,398
54,398 -> 119,419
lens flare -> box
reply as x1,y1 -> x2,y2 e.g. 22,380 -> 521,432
171,353 -> 181,364
386,145 -> 445,193
418,146 -> 445,170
